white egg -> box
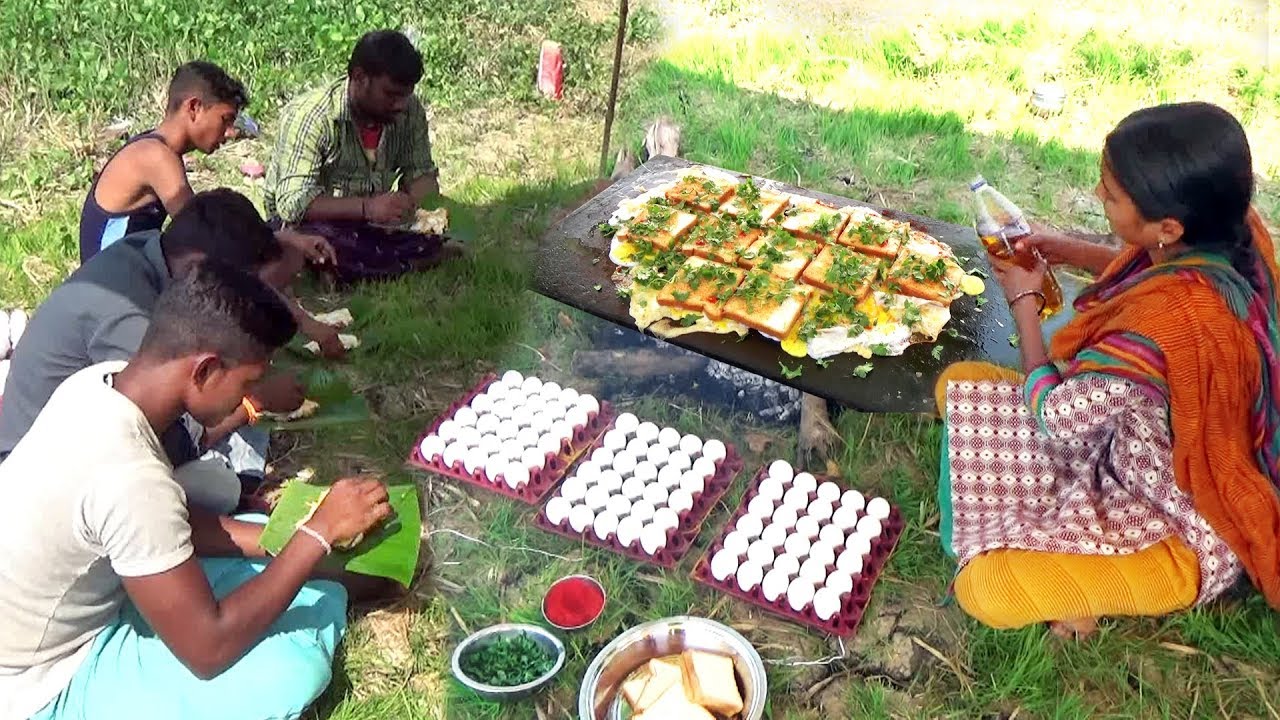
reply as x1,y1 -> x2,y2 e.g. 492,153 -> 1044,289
711,549 -> 741,581
566,407 -> 590,430
794,515 -> 821,540
629,499 -> 656,523
528,413 -> 553,435
816,482 -> 842,504
616,516 -> 643,548
541,381 -> 562,397
757,478 -> 785,502
470,394 -> 494,414
845,533 -> 872,558
792,472 -> 817,494
545,496 -> 572,526
521,447 -> 547,471
495,421 -> 520,441
603,429 -> 628,451
807,499 -> 835,523
721,530 -> 751,557
772,505 -> 799,530
768,459 -> 794,483
477,434 -> 502,458
657,427 -> 682,449
575,462 -> 601,484
626,437 -> 650,458
504,390 -> 527,409
606,495 -> 632,518
537,433 -> 562,457
632,461 -> 659,485
560,477 -> 588,503
521,376 -> 543,394
635,422 -> 660,443
515,426 -> 540,449
836,549 -> 864,575
657,464 -> 683,489
826,571 -> 854,597
584,486 -> 612,512
591,446 -> 615,467
856,516 -> 883,539
597,469 -> 624,493
611,451 -> 638,478
501,370 -> 524,386
463,448 -> 487,475
559,387 -> 580,405
543,401 -> 569,422
643,483 -> 669,508
808,541 -> 837,568
783,487 -> 811,510
773,553 -> 801,578
548,420 -> 574,442
449,426 -> 479,446
762,568 -> 791,603
799,557 -> 829,586
501,444 -> 526,464
640,524 -> 667,556
784,533 -> 811,559
866,497 -> 891,521
818,524 -> 846,548
453,406 -> 479,427
614,412 -> 640,435
437,419 -> 460,442
691,456 -> 717,479
746,539 -> 775,567
787,578 -> 816,612
735,514 -> 765,539
492,401 -> 516,422
668,488 -> 694,515
442,441 -> 468,469
736,561 -> 765,593
832,505 -> 860,532
593,511 -> 620,541
679,434 -> 703,456
419,435 -> 446,460
813,587 -> 842,621
486,381 -> 510,400
679,471 -> 706,497
760,523 -> 789,549
575,394 -> 600,414
503,463 -> 530,490
652,507 -> 680,532
748,495 -> 775,520
645,444 -> 671,467
621,476 -> 648,501
569,504 -> 595,533
665,450 -> 692,473
702,439 -> 727,464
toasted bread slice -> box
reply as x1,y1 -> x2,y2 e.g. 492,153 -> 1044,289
635,656 -> 685,711
723,177 -> 790,222
636,683 -> 715,720
837,206 -> 910,260
722,270 -> 816,338
616,202 -> 700,252
800,244 -> 883,298
681,215 -> 764,264
883,232 -> 966,304
656,257 -> 746,321
621,666 -> 653,711
681,650 -> 745,717
780,199 -> 850,243
665,171 -> 737,213
739,226 -> 819,280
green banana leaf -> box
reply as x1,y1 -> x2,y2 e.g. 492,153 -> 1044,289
262,367 -> 370,431
259,481 -> 421,587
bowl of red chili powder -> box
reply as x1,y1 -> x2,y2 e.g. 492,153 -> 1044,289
543,574 -> 607,630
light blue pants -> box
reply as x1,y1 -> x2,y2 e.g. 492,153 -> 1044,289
31,556 -> 347,720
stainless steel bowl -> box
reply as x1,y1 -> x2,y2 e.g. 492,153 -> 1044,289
451,623 -> 566,702
577,616 -> 767,720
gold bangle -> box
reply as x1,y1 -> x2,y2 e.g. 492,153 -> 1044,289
1010,290 -> 1047,314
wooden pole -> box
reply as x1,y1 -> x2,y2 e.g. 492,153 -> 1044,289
599,0 -> 629,177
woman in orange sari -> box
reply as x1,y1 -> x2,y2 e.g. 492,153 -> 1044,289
936,102 -> 1280,635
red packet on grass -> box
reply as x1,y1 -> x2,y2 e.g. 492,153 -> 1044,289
538,40 -> 564,100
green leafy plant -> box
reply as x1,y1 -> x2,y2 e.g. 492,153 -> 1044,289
459,633 -> 554,687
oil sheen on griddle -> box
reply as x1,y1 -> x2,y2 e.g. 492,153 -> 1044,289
970,176 -> 1064,319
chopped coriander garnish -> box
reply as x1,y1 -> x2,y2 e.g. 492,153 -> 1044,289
809,212 -> 841,237
1008,333 -> 1021,348
672,289 -> 691,302
852,363 -> 874,378
901,300 -> 922,329
598,222 -> 617,237
593,283 -> 602,291
931,345 -> 944,360
678,315 -> 699,326
458,633 -> 554,688
976,296 -> 989,307
816,358 -> 834,368
870,343 -> 892,356
779,362 -> 803,379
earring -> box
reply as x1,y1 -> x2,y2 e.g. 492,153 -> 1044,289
1158,240 -> 1166,250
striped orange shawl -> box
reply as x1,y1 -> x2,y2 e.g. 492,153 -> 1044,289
1050,209 -> 1280,607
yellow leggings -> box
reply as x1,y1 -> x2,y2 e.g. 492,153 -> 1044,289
937,362 -> 1201,628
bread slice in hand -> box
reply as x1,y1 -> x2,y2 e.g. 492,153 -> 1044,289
721,270 -> 815,338
656,257 -> 746,321
681,649 -> 745,717
837,206 -> 910,260
780,199 -> 849,243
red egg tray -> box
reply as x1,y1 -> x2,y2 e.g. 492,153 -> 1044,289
533,444 -> 745,569
690,465 -> 904,637
407,373 -> 616,505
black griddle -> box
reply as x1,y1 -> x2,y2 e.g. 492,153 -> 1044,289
534,155 -> 1084,413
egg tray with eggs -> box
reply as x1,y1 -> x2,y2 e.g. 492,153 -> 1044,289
690,461 -> 904,638
408,371 -> 615,504
534,414 -> 744,569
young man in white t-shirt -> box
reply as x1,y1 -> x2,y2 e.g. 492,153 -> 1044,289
0,262 -> 391,720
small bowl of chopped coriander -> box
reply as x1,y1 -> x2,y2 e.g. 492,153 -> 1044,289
451,623 -> 566,701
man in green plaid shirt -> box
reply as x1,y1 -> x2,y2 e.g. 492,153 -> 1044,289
265,30 -> 455,284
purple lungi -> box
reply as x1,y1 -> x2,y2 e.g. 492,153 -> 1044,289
287,220 -> 446,285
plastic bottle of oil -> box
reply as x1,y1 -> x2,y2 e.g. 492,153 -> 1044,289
970,176 -> 1063,319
